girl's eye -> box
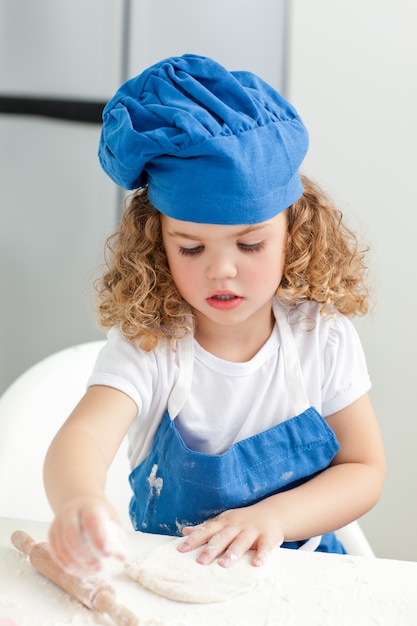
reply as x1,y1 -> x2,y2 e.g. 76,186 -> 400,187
179,245 -> 204,256
238,241 -> 265,253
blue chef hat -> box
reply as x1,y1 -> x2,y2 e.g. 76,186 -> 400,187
98,54 -> 309,225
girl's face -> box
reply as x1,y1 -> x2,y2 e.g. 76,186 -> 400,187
161,211 -> 288,340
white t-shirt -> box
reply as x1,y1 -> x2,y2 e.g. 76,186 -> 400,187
88,301 -> 371,469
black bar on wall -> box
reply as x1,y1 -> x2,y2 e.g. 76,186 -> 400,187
0,96 -> 105,124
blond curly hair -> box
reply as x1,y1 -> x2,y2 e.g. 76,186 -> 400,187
95,175 -> 369,350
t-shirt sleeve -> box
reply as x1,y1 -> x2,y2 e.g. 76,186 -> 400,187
86,328 -> 179,467
87,326 -> 148,413
321,314 -> 371,417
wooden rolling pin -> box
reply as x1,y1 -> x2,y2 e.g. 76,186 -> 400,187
11,530 -> 139,626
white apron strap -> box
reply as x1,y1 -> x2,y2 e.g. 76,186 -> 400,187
272,301 -> 310,417
167,332 -> 194,419
273,301 -> 323,552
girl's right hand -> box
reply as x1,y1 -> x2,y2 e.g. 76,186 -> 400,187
48,496 -> 126,576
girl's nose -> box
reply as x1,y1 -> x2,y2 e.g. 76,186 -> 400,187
206,253 -> 238,280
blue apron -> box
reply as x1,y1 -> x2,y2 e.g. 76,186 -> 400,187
129,303 -> 346,554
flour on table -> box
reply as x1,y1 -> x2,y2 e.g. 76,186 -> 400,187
125,537 -> 271,603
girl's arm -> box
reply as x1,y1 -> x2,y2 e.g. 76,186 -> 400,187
180,392 -> 386,567
43,385 -> 137,574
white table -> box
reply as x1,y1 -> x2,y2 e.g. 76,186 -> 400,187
1,516 -> 417,625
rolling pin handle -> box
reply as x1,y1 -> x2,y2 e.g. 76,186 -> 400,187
92,589 -> 139,626
10,530 -> 36,556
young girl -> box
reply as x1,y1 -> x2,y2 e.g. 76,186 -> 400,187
44,54 -> 385,575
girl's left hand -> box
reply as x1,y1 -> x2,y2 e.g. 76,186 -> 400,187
178,504 -> 284,567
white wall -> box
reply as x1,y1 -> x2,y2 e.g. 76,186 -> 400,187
0,0 -> 124,393
128,0 -> 288,88
288,0 -> 417,561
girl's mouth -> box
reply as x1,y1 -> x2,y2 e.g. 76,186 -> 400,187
206,293 -> 243,310
212,294 -> 235,300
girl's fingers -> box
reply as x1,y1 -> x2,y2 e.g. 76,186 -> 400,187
180,519 -> 259,567
216,530 -> 258,568
251,535 -> 282,567
49,505 -> 120,576
179,522 -> 213,551
251,549 -> 270,567
57,520 -> 103,575
179,507 -> 283,568
180,514 -> 232,552
196,531 -> 234,565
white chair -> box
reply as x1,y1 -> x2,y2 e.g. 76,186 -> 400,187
335,521 -> 375,557
0,341 -> 375,556
0,341 -> 132,529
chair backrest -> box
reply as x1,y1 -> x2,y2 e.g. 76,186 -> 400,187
0,341 -> 132,529
335,521 -> 375,557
